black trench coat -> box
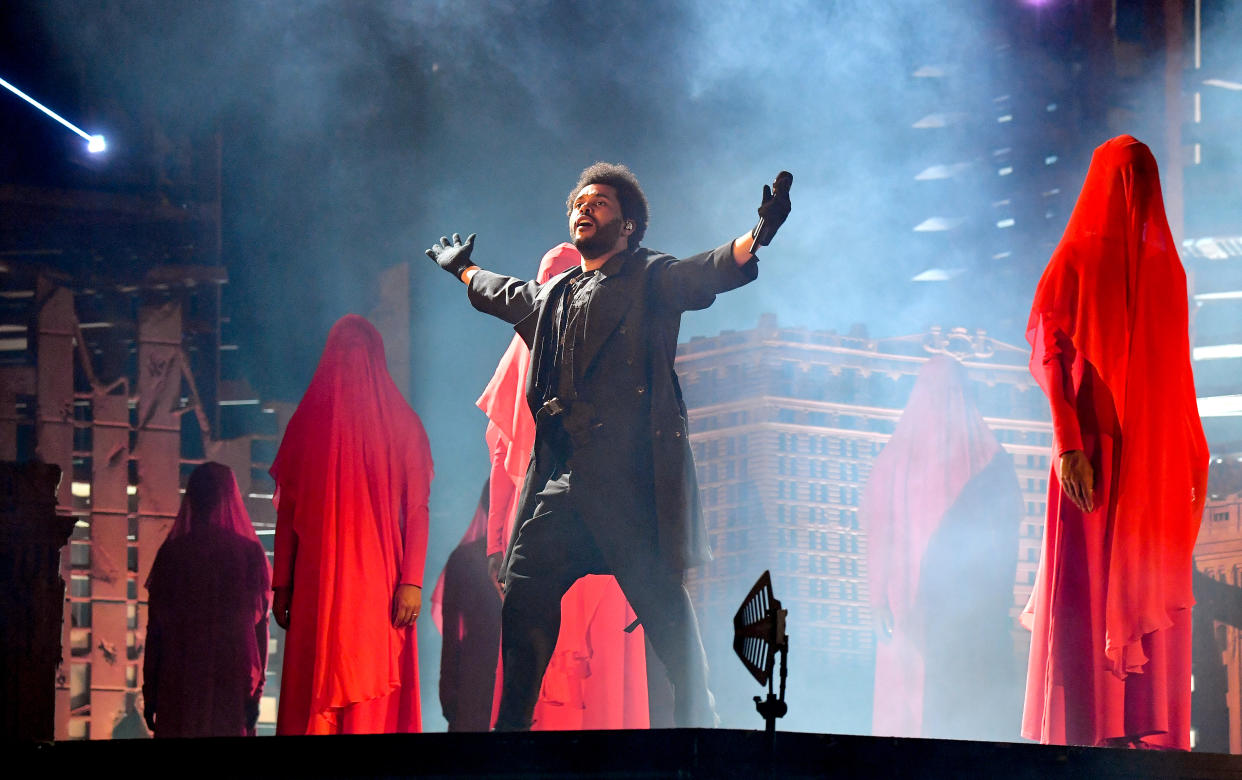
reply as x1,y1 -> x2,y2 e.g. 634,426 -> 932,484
467,241 -> 757,576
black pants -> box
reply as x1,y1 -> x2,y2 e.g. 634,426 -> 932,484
494,467 -> 714,729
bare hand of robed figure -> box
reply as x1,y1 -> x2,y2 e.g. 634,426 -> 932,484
1059,449 -> 1094,512
272,587 -> 292,630
392,583 -> 422,628
875,601 -> 895,642
487,552 -> 504,598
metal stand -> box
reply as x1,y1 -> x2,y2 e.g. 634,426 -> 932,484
754,640 -> 788,734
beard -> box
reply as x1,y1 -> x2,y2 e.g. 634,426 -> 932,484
573,216 -> 625,260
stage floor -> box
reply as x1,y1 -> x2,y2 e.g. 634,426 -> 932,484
21,728 -> 1242,778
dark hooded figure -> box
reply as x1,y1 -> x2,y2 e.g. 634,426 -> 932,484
865,356 -> 1023,741
434,482 -> 501,732
143,462 -> 270,737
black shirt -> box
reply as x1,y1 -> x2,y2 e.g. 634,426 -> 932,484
550,268 -> 600,403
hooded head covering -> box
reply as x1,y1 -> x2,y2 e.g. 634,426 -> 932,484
864,355 -> 1002,626
160,461 -> 261,546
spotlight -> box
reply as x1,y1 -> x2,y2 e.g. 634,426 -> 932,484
733,569 -> 789,733
0,75 -> 107,156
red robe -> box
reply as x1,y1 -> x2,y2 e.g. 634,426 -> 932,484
1021,136 -> 1209,748
271,314 -> 432,735
865,356 -> 1021,739
143,462 -> 270,738
477,243 -> 650,731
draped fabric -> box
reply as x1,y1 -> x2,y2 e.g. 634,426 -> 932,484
271,314 -> 432,735
431,483 -> 490,634
435,484 -> 502,732
1022,136 -> 1208,747
143,462 -> 270,737
863,356 -> 1013,738
476,243 -> 650,730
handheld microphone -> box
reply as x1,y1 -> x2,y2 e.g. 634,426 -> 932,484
750,171 -> 793,252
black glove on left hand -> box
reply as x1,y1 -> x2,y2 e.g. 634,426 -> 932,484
752,171 -> 792,247
425,233 -> 478,279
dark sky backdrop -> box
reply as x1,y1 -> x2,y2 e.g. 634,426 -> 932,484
4,0 -> 1235,732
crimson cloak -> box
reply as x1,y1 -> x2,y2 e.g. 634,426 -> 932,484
1021,136 -> 1209,748
271,315 -> 432,734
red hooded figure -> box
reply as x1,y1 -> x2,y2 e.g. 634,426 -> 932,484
143,462 -> 271,737
477,243 -> 650,730
865,356 -> 1022,740
271,314 -> 432,735
1021,136 -> 1209,748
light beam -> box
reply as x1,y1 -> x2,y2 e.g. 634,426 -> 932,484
0,75 -> 107,154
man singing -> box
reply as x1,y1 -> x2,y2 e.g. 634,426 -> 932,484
426,162 -> 790,729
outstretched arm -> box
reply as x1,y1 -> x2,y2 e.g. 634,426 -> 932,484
425,233 -> 540,325
654,172 -> 792,311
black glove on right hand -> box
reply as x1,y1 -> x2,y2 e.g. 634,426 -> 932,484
425,233 -> 477,279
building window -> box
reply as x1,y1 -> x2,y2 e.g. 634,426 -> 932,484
70,575 -> 91,598
71,602 -> 91,628
69,664 -> 91,711
70,543 -> 90,568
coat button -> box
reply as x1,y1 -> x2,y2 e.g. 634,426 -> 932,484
619,325 -> 628,334
674,430 -> 682,438
636,386 -> 645,394
626,357 -> 634,366
655,429 -> 663,438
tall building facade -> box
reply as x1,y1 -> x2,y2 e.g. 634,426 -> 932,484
899,1 -> 1112,343
1180,0 -> 1242,445
678,314 -> 1051,733
1194,454 -> 1242,753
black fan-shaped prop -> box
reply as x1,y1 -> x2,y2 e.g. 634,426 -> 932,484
733,570 -> 788,732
